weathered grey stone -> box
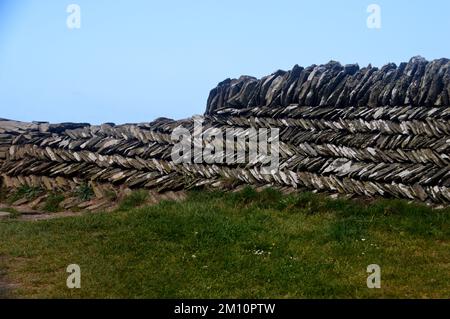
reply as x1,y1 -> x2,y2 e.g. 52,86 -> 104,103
0,212 -> 11,219
1,57 -> 450,204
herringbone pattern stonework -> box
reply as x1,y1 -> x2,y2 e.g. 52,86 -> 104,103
1,57 -> 450,203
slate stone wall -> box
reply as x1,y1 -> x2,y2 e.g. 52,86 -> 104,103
1,57 -> 450,203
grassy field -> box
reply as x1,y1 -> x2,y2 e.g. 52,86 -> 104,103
0,187 -> 449,298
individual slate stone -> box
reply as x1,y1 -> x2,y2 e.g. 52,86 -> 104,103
0,212 -> 11,219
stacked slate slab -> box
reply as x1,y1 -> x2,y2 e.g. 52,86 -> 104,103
1,56 -> 450,203
206,56 -> 450,113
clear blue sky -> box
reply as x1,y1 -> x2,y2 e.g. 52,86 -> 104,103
1,0 -> 449,124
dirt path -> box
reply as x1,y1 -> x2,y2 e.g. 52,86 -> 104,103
0,256 -> 18,298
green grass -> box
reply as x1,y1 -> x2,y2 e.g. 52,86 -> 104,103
0,187 -> 449,298
0,185 -> 7,202
42,193 -> 65,212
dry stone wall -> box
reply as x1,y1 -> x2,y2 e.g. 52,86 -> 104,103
1,57 -> 450,204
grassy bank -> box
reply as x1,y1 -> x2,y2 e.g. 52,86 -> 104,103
0,188 -> 449,298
